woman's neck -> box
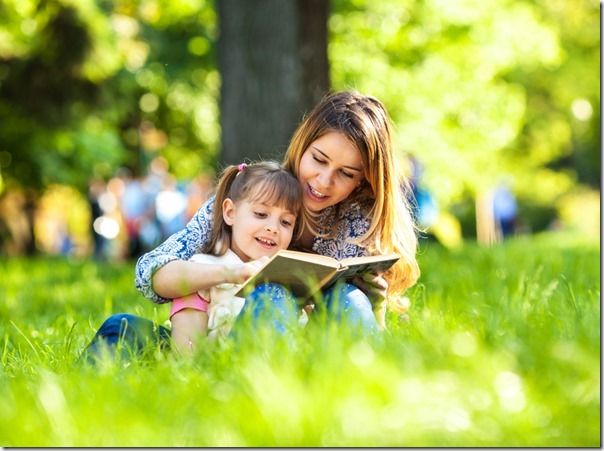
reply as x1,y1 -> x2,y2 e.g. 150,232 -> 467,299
294,226 -> 315,252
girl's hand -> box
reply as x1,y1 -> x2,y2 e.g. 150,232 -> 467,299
223,256 -> 270,284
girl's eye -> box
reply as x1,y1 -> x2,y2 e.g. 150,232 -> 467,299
340,170 -> 354,179
254,211 -> 267,218
281,219 -> 293,227
313,155 -> 326,164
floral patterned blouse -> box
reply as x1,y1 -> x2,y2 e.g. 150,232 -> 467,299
135,195 -> 372,303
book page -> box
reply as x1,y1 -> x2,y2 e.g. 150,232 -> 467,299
340,253 -> 399,268
235,251 -> 339,299
336,259 -> 398,280
272,249 -> 340,267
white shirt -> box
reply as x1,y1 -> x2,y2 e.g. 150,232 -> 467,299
189,249 -> 248,340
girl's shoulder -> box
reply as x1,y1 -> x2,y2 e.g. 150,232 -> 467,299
189,248 -> 242,265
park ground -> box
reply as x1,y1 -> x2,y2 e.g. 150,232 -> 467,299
0,231 -> 599,447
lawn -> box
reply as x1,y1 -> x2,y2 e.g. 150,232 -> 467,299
0,231 -> 599,447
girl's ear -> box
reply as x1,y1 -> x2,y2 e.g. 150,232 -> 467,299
222,198 -> 236,225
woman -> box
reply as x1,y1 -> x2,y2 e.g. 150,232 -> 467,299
137,91 -> 420,332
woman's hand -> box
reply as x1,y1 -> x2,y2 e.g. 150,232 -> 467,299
352,271 -> 388,304
352,271 -> 389,330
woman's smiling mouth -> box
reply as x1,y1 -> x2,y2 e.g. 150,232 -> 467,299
307,184 -> 328,201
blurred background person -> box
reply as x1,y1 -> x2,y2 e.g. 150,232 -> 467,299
88,178 -> 107,259
493,182 -> 518,240
155,175 -> 188,240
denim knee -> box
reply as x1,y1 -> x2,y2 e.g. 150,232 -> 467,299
235,283 -> 298,334
94,313 -> 139,345
324,283 -> 378,333
83,313 -> 170,361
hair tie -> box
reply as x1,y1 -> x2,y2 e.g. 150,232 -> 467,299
237,163 -> 247,172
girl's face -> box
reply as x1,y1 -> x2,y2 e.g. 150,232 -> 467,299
298,131 -> 365,212
222,198 -> 297,262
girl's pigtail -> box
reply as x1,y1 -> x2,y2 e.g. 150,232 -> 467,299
202,165 -> 240,255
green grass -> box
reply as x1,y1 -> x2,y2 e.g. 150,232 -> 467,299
0,231 -> 599,446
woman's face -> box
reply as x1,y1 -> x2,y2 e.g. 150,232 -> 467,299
298,131 -> 365,212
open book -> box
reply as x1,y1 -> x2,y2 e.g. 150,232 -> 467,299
235,249 -> 400,300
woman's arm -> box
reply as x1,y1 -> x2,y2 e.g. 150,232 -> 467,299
135,197 -> 215,303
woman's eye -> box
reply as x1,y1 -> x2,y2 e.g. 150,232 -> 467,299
340,170 -> 354,179
313,155 -> 326,164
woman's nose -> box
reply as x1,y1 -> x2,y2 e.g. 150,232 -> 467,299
317,169 -> 333,187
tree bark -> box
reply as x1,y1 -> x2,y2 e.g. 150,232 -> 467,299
217,0 -> 329,166
475,190 -> 498,246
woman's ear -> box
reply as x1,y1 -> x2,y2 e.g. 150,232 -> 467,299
222,198 -> 236,225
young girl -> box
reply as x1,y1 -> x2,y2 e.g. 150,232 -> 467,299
170,161 -> 303,354
136,91 -> 420,331
85,161 -> 303,358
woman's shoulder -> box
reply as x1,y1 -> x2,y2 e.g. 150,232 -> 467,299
318,197 -> 371,223
335,198 -> 372,234
312,198 -> 372,259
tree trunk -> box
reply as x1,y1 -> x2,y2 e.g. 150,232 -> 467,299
475,190 -> 499,246
217,0 -> 329,166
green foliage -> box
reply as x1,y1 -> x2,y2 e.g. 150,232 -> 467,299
0,235 -> 599,446
0,0 -> 218,194
330,0 -> 599,209
0,0 -> 598,232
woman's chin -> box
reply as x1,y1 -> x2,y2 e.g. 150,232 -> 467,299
303,197 -> 330,213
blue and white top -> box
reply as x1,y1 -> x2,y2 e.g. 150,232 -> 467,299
135,195 -> 372,303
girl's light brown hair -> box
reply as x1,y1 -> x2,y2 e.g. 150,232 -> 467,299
283,91 -> 420,295
202,161 -> 303,256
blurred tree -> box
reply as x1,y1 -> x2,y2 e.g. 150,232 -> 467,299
329,0 -> 599,240
115,0 -> 220,179
0,0 -> 220,193
0,1 -> 123,193
512,0 -> 600,188
0,0 -> 125,253
217,0 -> 329,165
0,0 -> 597,253
0,0 -> 219,253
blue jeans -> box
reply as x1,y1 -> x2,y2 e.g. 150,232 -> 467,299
234,281 -> 378,335
321,282 -> 379,334
83,282 -> 377,360
233,282 -> 299,335
82,313 -> 171,362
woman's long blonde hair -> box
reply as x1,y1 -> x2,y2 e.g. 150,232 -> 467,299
283,91 -> 420,294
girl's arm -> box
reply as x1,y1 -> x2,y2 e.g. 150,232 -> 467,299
151,259 -> 258,299
170,309 -> 208,356
135,196 -> 215,303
